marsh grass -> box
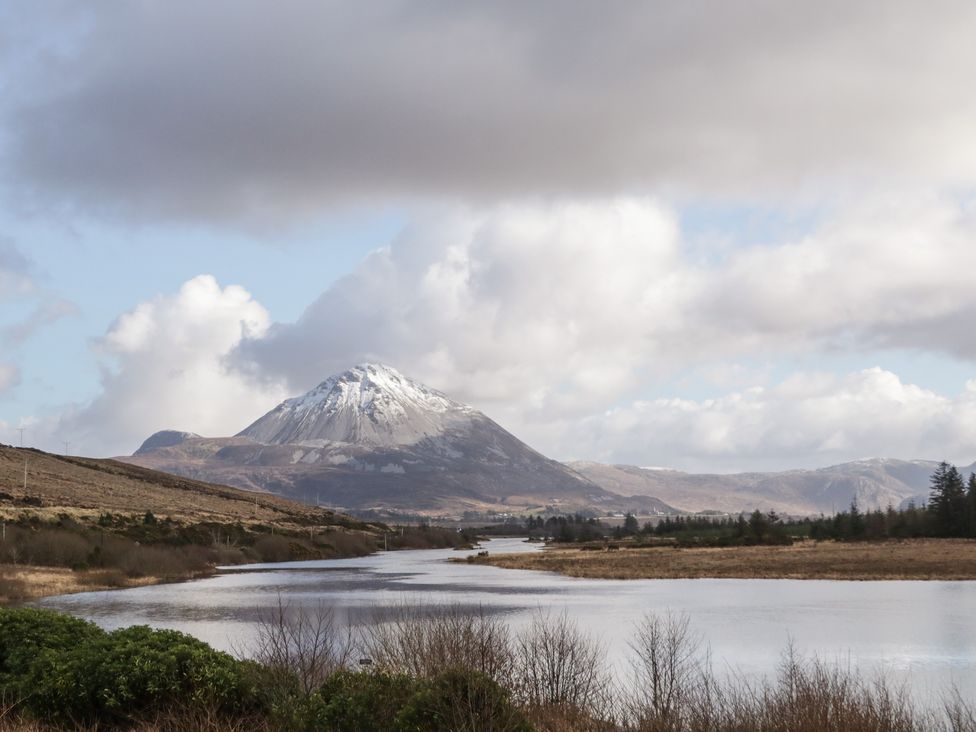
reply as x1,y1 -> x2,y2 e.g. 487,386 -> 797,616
475,539 -> 976,580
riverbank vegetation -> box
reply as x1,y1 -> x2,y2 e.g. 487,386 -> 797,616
472,538 -> 976,580
0,511 -> 473,603
0,605 -> 972,731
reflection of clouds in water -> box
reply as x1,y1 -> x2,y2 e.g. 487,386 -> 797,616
32,538 -> 976,699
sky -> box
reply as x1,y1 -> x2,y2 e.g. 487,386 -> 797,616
2,1 -> 976,472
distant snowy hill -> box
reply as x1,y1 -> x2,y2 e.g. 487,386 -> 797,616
128,364 -> 673,516
569,458 -> 975,514
238,363 -> 478,447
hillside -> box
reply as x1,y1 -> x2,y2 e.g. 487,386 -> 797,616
569,458 -> 970,514
0,443 -> 363,529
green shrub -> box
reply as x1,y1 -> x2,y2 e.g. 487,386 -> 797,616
397,668 -> 532,732
316,670 -> 418,731
23,624 -> 258,725
0,608 -> 105,694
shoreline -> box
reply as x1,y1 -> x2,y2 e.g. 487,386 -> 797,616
0,564 -> 217,603
462,538 -> 976,581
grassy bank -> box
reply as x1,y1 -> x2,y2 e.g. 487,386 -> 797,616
0,605 -> 973,731
0,511 -> 473,604
465,538 -> 976,580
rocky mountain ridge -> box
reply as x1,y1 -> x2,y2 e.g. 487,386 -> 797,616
127,364 -> 672,515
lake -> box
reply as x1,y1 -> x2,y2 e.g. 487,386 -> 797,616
34,537 -> 976,698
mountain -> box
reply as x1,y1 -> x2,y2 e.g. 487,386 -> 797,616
237,364 -> 477,447
569,458 -> 975,515
127,364 -> 669,516
133,430 -> 200,455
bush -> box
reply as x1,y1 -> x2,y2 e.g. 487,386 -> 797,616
18,621 -> 258,725
0,608 -> 105,695
253,535 -> 293,563
397,668 -> 532,732
315,670 -> 418,731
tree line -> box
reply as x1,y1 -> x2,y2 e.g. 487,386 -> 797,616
481,462 -> 976,545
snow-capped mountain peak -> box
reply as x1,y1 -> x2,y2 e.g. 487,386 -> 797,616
237,363 -> 476,447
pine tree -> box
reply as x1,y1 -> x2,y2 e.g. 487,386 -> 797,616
622,512 -> 639,536
929,462 -> 967,536
967,473 -> 976,537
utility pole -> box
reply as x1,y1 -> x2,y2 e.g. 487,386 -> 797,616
18,428 -> 24,447
63,441 -> 70,456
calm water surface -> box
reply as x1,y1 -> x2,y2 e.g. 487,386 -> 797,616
35,538 -> 976,697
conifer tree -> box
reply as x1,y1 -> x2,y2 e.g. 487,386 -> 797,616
929,462 -> 967,536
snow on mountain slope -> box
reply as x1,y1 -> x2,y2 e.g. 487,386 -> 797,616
126,364 -> 665,515
237,363 -> 476,447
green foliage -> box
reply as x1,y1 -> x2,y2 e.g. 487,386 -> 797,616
316,670 -> 419,731
621,512 -> 640,536
397,668 -> 532,732
929,461 -> 968,536
0,609 -> 258,726
0,608 -> 105,694
313,668 -> 532,732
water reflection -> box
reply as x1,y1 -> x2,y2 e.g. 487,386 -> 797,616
34,537 -> 976,695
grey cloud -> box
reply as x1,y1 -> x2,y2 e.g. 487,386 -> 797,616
5,2 -> 976,222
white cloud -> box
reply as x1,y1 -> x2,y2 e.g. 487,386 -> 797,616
19,194 -> 976,468
567,368 -> 976,472
236,199 -> 688,415
50,275 -> 288,456
232,194 -> 976,469
696,195 -> 976,358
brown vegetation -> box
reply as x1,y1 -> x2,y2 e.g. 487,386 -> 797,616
0,444 -> 470,604
472,538 -> 976,580
0,566 -> 157,602
0,444 -> 359,527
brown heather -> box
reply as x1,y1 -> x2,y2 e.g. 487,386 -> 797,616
473,538 -> 976,581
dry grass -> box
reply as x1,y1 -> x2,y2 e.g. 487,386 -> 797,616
0,445 -> 349,528
474,539 -> 976,580
0,564 -> 193,603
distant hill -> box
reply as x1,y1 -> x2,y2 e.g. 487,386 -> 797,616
126,363 -> 675,516
569,458 -> 975,515
0,443 -> 364,529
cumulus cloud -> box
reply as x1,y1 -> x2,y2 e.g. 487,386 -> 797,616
228,195 -> 976,468
695,195 -> 976,359
236,199 -> 688,415
568,368 -> 976,472
237,196 -> 976,397
51,275 -> 288,456
4,2 -> 976,222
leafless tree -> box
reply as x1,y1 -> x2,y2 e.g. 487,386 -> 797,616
626,612 -> 705,729
513,609 -> 612,719
249,598 -> 353,697
361,602 -> 515,685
